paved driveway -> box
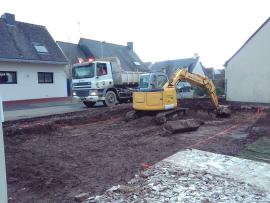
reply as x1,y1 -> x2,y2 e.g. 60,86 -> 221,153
3,99 -> 103,121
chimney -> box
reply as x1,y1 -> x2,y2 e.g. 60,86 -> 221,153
127,42 -> 133,51
193,53 -> 199,59
1,13 -> 15,26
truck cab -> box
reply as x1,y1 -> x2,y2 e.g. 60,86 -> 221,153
72,60 -> 114,107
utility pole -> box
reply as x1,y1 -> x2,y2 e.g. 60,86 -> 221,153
0,95 -> 7,203
100,41 -> 104,59
77,20 -> 81,37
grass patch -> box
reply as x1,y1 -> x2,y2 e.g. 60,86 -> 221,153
239,137 -> 270,163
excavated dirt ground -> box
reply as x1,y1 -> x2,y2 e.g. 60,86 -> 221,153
3,99 -> 270,203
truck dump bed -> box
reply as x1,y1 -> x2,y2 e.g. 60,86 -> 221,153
102,57 -> 145,87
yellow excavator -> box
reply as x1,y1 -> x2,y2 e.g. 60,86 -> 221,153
126,69 -> 230,123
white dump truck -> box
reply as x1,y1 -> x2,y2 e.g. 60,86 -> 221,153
72,57 -> 145,107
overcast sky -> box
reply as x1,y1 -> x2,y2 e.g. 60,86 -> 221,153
1,0 -> 269,68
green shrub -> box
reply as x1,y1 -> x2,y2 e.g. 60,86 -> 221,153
193,86 -> 224,96
193,87 -> 208,97
216,87 -> 225,95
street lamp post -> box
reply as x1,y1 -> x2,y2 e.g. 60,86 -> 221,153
100,41 -> 105,59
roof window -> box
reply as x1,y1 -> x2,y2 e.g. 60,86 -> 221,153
33,43 -> 48,53
134,61 -> 141,66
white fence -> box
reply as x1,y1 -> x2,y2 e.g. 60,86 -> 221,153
0,95 -> 7,203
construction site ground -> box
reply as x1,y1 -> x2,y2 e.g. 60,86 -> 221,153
3,99 -> 270,203
91,149 -> 270,203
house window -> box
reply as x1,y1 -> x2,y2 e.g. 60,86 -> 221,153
33,43 -> 48,53
0,71 -> 17,84
38,72 -> 53,83
97,63 -> 108,76
133,61 -> 141,66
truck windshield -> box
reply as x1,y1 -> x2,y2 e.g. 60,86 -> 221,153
72,64 -> 95,79
139,75 -> 150,89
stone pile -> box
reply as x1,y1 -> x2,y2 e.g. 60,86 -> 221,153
85,161 -> 270,203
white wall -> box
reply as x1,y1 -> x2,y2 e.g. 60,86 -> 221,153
192,60 -> 205,76
226,20 -> 270,103
0,62 -> 67,101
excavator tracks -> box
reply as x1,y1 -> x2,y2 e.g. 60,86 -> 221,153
125,107 -> 188,124
155,107 -> 188,124
125,108 -> 206,134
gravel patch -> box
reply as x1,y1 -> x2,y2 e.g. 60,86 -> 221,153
85,150 -> 270,203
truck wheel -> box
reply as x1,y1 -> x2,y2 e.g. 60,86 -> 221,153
103,91 -> 117,107
83,101 -> 96,108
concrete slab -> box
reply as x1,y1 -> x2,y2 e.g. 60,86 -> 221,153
87,149 -> 270,203
166,149 -> 270,192
3,99 -> 105,121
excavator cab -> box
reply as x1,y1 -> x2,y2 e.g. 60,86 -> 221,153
133,72 -> 177,111
138,73 -> 166,90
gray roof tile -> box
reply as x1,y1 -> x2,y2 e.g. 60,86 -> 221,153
0,14 -> 67,64
57,41 -> 87,64
78,38 -> 148,71
151,58 -> 199,76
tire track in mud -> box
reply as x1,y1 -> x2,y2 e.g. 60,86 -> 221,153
192,111 -> 267,155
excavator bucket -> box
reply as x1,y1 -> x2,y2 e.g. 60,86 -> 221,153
216,105 -> 231,118
163,119 -> 204,134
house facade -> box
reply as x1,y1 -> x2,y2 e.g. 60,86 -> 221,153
151,54 -> 205,98
0,13 -> 68,102
224,17 -> 270,103
203,66 -> 215,80
151,54 -> 205,77
56,41 -> 87,78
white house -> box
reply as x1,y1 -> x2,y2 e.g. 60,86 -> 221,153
224,17 -> 270,103
0,13 -> 68,102
151,54 -> 205,98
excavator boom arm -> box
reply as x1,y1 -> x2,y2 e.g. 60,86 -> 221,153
164,69 -> 220,111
